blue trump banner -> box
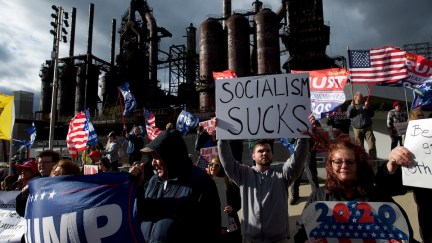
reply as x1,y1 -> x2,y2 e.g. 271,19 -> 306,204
24,172 -> 143,243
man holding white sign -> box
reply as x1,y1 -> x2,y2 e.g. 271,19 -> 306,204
216,73 -> 315,242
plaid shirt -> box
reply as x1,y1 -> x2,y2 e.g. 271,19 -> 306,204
387,109 -> 407,134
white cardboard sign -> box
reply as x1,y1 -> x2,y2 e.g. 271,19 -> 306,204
215,73 -> 312,140
402,118 -> 432,189
0,191 -> 26,243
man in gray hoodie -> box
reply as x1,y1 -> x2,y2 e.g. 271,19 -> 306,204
218,137 -> 309,243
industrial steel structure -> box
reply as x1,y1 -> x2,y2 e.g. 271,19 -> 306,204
36,0 -> 340,139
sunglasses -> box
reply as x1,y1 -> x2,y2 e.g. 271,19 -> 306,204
208,163 -> 220,168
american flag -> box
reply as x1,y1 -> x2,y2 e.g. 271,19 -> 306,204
196,155 -> 209,171
348,46 -> 407,83
144,108 -> 162,140
66,111 -> 89,157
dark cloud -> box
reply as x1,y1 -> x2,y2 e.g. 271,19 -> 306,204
0,45 -> 12,63
1,0 -> 431,95
325,0 -> 432,56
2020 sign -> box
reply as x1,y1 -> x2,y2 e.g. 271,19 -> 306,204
302,201 -> 409,242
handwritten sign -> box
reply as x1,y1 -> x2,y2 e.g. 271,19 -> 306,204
301,201 -> 409,242
402,118 -> 432,189
215,73 -> 311,139
0,191 -> 26,243
394,121 -> 408,135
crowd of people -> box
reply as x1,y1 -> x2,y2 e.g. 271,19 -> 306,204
1,95 -> 430,243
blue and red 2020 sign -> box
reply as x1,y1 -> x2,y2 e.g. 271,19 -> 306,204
302,201 -> 409,242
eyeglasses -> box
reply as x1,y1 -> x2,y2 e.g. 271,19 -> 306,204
330,159 -> 356,167
208,163 -> 220,168
38,160 -> 55,165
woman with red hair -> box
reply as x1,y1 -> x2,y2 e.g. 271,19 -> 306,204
294,134 -> 418,243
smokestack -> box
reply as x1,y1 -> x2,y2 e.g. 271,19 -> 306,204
84,3 -> 94,109
111,19 -> 116,66
69,7 -> 76,57
223,0 -> 231,29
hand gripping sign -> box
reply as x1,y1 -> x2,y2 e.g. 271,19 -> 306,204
301,201 -> 409,242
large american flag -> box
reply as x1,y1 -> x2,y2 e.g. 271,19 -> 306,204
348,46 -> 407,83
144,108 -> 162,140
66,111 -> 89,157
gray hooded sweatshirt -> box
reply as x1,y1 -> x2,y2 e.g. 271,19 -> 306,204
218,138 -> 309,243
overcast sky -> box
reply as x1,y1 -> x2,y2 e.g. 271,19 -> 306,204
1,0 -> 431,107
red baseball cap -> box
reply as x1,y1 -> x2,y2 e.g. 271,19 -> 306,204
88,150 -> 101,157
16,160 -> 38,174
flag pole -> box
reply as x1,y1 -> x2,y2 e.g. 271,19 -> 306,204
347,46 -> 355,101
8,138 -> 13,175
404,88 -> 410,114
117,87 -> 126,127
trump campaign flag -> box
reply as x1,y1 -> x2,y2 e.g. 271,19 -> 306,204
410,82 -> 432,109
0,93 -> 15,140
378,52 -> 432,107
27,122 -> 37,148
118,82 -> 137,116
144,108 -> 162,140
213,69 -> 237,80
176,110 -> 200,136
348,46 -> 408,83
13,122 -> 37,153
403,51 -> 432,85
293,68 -> 348,119
24,172 -> 143,243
